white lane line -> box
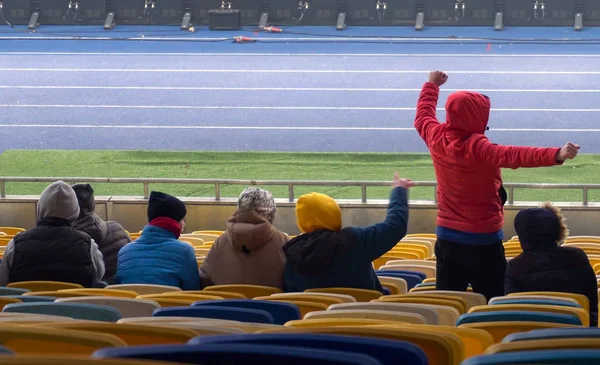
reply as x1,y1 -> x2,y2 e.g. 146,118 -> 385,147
1,52 -> 599,57
1,68 -> 599,74
0,124 -> 598,132
2,86 -> 600,93
1,104 -> 599,112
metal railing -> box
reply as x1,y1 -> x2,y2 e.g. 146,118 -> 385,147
0,177 -> 599,206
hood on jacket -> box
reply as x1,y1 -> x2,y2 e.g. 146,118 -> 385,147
72,183 -> 96,218
227,210 -> 277,253
283,228 -> 357,277
515,203 -> 568,251
37,181 -> 80,223
445,91 -> 491,136
74,212 -> 108,244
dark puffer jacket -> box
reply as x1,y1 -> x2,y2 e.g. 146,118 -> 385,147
72,184 -> 131,284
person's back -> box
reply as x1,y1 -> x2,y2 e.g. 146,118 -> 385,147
72,183 -> 131,284
505,204 -> 598,326
0,181 -> 105,287
283,173 -> 412,293
414,70 -> 580,300
115,191 -> 201,290
200,188 -> 288,288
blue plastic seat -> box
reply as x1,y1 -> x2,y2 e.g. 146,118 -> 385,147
153,306 -> 275,324
2,302 -> 121,322
491,298 -> 582,308
461,349 -> 600,364
377,270 -> 427,281
192,300 -> 300,325
413,283 -> 435,288
376,273 -> 422,290
456,311 -> 582,326
93,343 -> 383,365
0,346 -> 12,354
503,328 -> 600,343
0,287 -> 30,296
188,333 -> 427,365
1,295 -> 57,302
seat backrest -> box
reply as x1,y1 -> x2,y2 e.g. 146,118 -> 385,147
485,338 -> 600,355
376,277 -> 408,295
507,291 -> 589,312
379,265 -> 436,278
304,310 -> 427,324
328,302 -> 439,325
204,285 -> 282,298
3,302 -> 122,322
376,273 -> 422,290
377,270 -> 427,282
459,321 -> 580,343
188,333 -> 428,365
489,298 -> 582,308
0,287 -> 30,296
457,311 -> 582,326
191,299 -> 300,325
305,288 -> 383,302
1,295 -> 56,303
7,281 -> 83,292
153,306 -> 275,324
468,304 -> 589,326
414,291 -> 486,310
55,297 -> 160,318
461,349 -> 600,365
271,292 -> 356,303
106,284 -> 182,295
93,343 -> 383,365
503,328 -> 600,343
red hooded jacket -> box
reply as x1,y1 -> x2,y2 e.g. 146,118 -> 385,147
414,82 -> 561,234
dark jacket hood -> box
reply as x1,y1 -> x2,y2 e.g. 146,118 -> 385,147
72,183 -> 96,217
445,91 -> 491,136
282,228 -> 357,277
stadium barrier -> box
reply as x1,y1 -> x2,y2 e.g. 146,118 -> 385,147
0,177 -> 599,236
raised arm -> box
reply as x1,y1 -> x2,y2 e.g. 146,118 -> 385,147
414,71 -> 447,144
473,139 -> 579,169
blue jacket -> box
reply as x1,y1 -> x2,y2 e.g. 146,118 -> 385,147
115,225 -> 202,290
283,187 -> 409,293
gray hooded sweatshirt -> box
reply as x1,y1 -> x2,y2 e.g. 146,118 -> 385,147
0,181 -> 105,286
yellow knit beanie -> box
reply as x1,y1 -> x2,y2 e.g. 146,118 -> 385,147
296,192 -> 342,233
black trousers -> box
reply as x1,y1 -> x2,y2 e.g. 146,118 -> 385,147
435,238 -> 506,302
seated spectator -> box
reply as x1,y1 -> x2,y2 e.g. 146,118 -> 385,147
505,203 -> 598,326
200,188 -> 288,289
115,191 -> 201,290
72,183 -> 131,284
0,181 -> 105,287
283,173 -> 412,293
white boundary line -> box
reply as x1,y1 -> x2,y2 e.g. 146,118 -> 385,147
1,52 -> 599,57
1,68 -> 599,74
0,124 -> 598,132
1,104 -> 599,112
1,85 -> 599,93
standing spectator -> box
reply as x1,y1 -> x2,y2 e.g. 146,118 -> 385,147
116,191 -> 201,290
72,183 -> 131,284
283,173 -> 413,293
506,203 -> 597,326
0,181 -> 105,287
414,71 -> 580,301
200,188 -> 288,289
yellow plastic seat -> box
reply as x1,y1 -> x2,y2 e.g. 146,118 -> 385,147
258,298 -> 328,317
380,264 -> 437,278
129,322 -> 247,335
381,251 -> 421,260
405,233 -> 437,239
35,322 -> 198,346
180,237 -> 206,247
381,282 -> 403,295
507,292 -> 589,312
373,256 -> 404,270
485,338 -> 600,355
468,304 -> 590,327
391,244 -> 429,258
384,259 -> 437,268
23,291 -> 102,298
305,288 -> 382,302
400,239 -> 435,254
304,309 -> 427,324
411,291 -> 487,310
185,234 -> 219,242
192,230 -> 224,236
378,277 -> 408,295
59,289 -> 139,298
137,293 -> 224,302
169,290 -> 247,299
204,285 -> 281,298
55,297 -> 161,319
8,281 -> 83,292
0,297 -> 22,310
106,284 -> 182,295
255,295 -> 344,307
260,325 -> 463,365
0,325 -> 125,354
376,295 -> 466,314
194,248 -> 211,255
423,278 -> 437,284
270,292 -> 356,303
284,318 -> 396,328
0,356 -> 184,365
0,227 -> 25,236
565,236 -> 600,244
142,298 -> 195,307
459,321 -> 579,343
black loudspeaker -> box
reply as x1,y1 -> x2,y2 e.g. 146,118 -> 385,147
1,0 -> 31,24
208,8 -> 240,29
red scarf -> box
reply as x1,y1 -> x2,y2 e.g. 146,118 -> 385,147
149,217 -> 182,239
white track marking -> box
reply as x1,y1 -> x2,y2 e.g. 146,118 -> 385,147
0,124 -> 598,132
2,86 -> 599,93
0,104 -> 599,112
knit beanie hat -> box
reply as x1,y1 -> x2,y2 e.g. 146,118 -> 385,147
296,192 -> 342,233
72,183 -> 95,217
238,187 -> 276,223
147,191 -> 187,223
514,207 -> 561,248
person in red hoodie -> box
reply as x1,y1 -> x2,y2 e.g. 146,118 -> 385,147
414,71 -> 580,301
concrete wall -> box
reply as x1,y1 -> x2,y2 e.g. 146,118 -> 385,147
2,196 -> 599,237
